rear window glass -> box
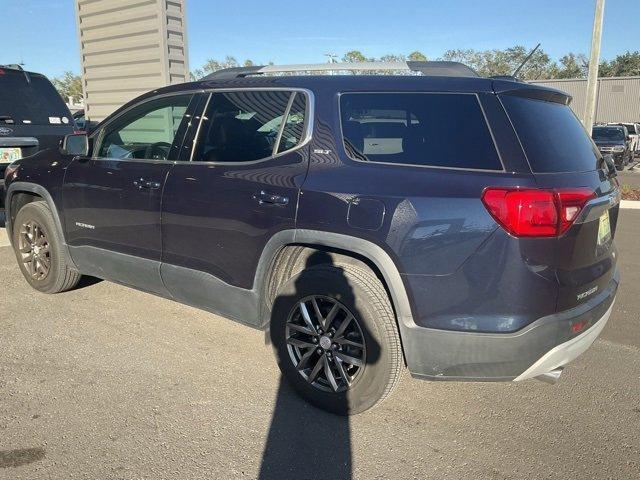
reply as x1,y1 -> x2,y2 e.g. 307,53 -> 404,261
593,127 -> 625,142
501,95 -> 599,173
0,70 -> 71,125
340,93 -> 502,170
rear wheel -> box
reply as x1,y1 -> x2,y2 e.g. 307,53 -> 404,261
12,201 -> 81,293
271,263 -> 402,415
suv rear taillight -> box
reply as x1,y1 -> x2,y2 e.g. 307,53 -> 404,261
481,188 -> 596,237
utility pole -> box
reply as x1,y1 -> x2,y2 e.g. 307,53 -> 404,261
584,0 -> 605,134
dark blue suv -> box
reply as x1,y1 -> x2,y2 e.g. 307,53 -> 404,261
3,62 -> 620,414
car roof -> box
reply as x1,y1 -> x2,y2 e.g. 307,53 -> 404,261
107,73 -> 573,124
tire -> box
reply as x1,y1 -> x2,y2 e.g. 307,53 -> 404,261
270,263 -> 403,415
12,201 -> 81,293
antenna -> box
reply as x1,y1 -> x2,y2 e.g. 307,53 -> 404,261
512,43 -> 541,78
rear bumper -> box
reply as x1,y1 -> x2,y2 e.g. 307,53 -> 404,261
403,270 -> 619,381
513,302 -> 612,381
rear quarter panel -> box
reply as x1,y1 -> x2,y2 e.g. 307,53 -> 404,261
297,86 -> 556,331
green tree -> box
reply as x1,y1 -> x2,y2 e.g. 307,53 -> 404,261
441,46 -> 554,79
599,51 -> 640,77
342,50 -> 368,63
551,53 -> 588,79
52,71 -> 83,104
190,56 -> 257,80
408,51 -> 427,62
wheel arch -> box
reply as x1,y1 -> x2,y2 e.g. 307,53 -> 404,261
256,230 -> 415,339
5,182 -> 75,267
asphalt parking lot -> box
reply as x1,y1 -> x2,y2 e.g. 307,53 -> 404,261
0,211 -> 639,480
618,164 -> 640,188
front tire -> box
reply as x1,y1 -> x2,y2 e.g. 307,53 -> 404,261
12,201 -> 81,293
271,263 -> 403,415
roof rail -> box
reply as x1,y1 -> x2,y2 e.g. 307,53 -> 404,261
202,61 -> 478,80
0,64 -> 24,71
490,75 -> 524,83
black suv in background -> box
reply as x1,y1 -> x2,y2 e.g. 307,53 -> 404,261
3,62 -> 620,414
0,65 -> 75,207
592,125 -> 633,169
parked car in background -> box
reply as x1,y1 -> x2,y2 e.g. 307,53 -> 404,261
0,64 -> 75,208
72,109 -> 98,134
4,61 -> 620,414
592,125 -> 633,169
609,122 -> 640,156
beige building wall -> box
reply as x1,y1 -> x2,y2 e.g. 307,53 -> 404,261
531,76 -> 640,124
75,0 -> 189,122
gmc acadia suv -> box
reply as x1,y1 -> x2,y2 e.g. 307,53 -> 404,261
3,61 -> 620,414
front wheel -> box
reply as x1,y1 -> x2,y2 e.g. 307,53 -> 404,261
270,263 -> 403,415
12,201 -> 81,293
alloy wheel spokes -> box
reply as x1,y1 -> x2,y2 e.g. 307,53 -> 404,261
285,295 -> 366,393
18,220 -> 51,281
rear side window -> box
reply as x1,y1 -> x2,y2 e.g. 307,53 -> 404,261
277,92 -> 307,154
193,90 -> 306,163
500,95 -> 599,173
0,70 -> 72,125
340,93 -> 502,170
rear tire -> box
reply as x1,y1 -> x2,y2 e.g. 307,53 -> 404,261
12,201 -> 81,293
271,263 -> 403,415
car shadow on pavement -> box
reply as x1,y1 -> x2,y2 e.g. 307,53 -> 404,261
257,377 -> 352,479
258,251 -> 381,480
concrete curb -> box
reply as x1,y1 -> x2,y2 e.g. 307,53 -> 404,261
620,200 -> 640,209
0,229 -> 9,248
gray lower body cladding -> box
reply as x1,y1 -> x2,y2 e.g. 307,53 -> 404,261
401,270 -> 618,381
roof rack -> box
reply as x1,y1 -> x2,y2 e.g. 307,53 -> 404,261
490,75 -> 524,83
203,61 -> 479,80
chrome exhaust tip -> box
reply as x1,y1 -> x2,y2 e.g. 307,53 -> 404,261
535,368 -> 563,385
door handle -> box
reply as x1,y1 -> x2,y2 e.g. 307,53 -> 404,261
253,190 -> 289,206
133,178 -> 161,190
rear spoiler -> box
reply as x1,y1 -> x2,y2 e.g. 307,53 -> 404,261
492,79 -> 572,105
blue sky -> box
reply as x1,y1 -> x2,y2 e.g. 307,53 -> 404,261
1,0 -> 635,79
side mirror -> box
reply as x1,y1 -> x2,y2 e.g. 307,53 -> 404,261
603,154 -> 617,177
61,133 -> 89,156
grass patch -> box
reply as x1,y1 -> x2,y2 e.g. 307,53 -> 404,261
621,185 -> 640,200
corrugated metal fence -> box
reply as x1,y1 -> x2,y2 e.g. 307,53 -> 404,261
531,77 -> 640,124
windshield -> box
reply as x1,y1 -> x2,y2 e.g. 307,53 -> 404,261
0,69 -> 72,125
592,127 -> 625,142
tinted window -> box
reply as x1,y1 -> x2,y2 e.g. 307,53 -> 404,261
623,124 -> 636,134
194,90 -> 304,163
0,70 -> 72,125
501,95 -> 599,173
340,93 -> 501,170
277,92 -> 307,153
592,127 -> 625,142
97,94 -> 193,160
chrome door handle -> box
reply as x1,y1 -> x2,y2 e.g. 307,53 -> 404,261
253,190 -> 289,206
